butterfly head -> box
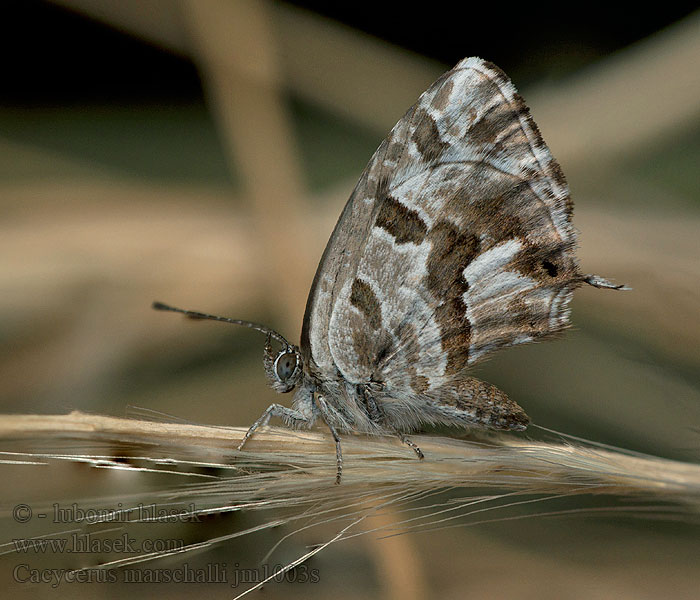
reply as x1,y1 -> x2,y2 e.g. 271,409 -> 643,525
263,336 -> 303,393
151,301 -> 304,393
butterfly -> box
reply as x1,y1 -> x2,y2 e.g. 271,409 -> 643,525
154,57 -> 625,483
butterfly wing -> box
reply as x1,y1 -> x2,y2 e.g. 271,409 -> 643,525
301,57 -> 581,429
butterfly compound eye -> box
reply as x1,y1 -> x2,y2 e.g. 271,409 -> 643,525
274,351 -> 298,382
264,344 -> 302,393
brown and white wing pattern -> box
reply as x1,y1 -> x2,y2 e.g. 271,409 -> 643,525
301,57 -> 582,429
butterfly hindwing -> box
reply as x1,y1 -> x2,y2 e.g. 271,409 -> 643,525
301,57 -> 583,431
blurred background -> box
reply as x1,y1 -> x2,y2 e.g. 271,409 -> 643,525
1,1 -> 699,598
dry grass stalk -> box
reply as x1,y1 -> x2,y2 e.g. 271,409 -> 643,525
1,411 -> 699,504
2,410 -> 699,599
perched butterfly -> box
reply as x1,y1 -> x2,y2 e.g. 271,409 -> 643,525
154,57 -> 625,483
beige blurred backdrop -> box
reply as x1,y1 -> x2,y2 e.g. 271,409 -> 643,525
1,2 -> 699,599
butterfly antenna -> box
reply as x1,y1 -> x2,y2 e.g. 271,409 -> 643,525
152,301 -> 290,346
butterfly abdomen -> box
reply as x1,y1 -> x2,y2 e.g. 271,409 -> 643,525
426,377 -> 530,431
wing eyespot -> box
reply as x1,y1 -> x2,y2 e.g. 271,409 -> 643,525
541,260 -> 558,277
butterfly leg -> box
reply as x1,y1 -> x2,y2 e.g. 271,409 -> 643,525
316,396 -> 343,485
363,391 -> 382,422
357,385 -> 424,460
398,434 -> 424,460
237,403 -> 313,451
326,422 -> 343,485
